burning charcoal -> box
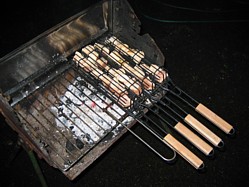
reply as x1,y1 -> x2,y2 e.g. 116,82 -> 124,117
79,80 -> 87,87
66,140 -> 76,152
58,107 -> 64,115
117,125 -> 124,132
57,101 -> 63,106
64,159 -> 72,167
103,95 -> 106,100
85,133 -> 91,141
72,101 -> 81,107
69,112 -> 75,118
102,132 -> 114,142
90,101 -> 96,108
89,89 -> 98,96
39,139 -> 48,148
75,138 -> 84,149
65,98 -> 73,105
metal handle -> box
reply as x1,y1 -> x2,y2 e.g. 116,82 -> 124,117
106,111 -> 177,163
164,134 -> 204,170
184,114 -> 224,148
174,122 -> 214,156
196,103 -> 235,135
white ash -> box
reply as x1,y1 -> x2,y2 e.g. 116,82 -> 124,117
51,76 -> 133,144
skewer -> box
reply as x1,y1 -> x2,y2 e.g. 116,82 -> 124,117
75,39 -> 233,170
139,66 -> 227,146
75,41 -> 210,170
141,102 -> 214,156
106,37 -> 232,147
134,53 -> 231,142
108,36 -> 235,136
93,41 -> 220,148
106,109 -> 204,170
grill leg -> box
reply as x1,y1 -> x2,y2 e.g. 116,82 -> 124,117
27,150 -> 48,187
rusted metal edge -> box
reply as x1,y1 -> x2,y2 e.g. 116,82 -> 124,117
0,94 -> 56,168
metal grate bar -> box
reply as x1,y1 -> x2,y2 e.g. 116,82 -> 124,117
16,107 -> 72,170
52,84 -> 103,140
34,90 -> 87,145
67,69 -> 126,119
26,98 -> 82,159
62,71 -> 121,128
12,62 -> 137,171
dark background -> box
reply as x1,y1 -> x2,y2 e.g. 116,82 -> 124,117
1,0 -> 249,186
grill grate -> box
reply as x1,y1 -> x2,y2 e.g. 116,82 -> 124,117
13,65 -> 135,171
11,34 -> 171,172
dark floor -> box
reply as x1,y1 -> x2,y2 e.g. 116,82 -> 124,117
1,0 -> 249,186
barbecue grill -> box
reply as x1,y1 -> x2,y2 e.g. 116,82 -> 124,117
0,0 -> 235,180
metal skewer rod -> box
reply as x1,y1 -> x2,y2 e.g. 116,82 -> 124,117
105,110 -> 176,163
132,111 -> 205,170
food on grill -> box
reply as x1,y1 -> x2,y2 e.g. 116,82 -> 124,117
106,36 -> 167,83
103,65 -> 142,96
94,43 -> 110,54
82,44 -> 95,55
112,69 -> 142,95
107,36 -> 145,63
73,52 -> 132,108
93,43 -> 155,90
93,43 -> 156,90
109,51 -> 155,90
140,63 -> 167,83
81,46 -> 142,95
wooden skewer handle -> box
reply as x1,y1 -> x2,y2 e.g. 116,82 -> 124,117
164,134 -> 204,170
184,114 -> 223,147
174,122 -> 214,156
195,103 -> 235,135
